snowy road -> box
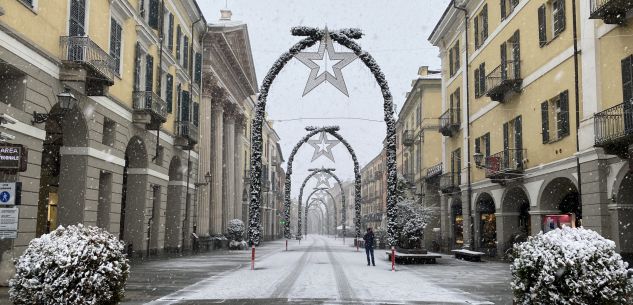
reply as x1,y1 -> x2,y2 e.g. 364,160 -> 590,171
141,235 -> 509,304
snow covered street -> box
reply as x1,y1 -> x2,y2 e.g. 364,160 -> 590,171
135,236 -> 511,304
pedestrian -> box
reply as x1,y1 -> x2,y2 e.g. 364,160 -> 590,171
363,227 -> 375,266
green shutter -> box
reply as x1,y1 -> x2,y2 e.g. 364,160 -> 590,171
485,133 -> 490,157
538,5 -> 547,47
500,42 -> 507,80
622,56 -> 633,103
145,54 -> 153,92
555,0 -> 566,36
455,43 -> 460,70
449,48 -> 454,76
559,90 -> 569,138
166,74 -> 173,113
515,116 -> 523,169
195,53 -> 202,86
193,102 -> 199,127
176,26 -> 181,60
482,4 -> 488,40
500,0 -> 507,20
475,137 -> 481,154
148,0 -> 160,29
541,101 -> 550,143
168,14 -> 174,51
183,36 -> 189,69
513,31 -> 521,78
474,16 -> 479,48
474,68 -> 480,97
480,63 -> 486,94
134,42 -> 141,91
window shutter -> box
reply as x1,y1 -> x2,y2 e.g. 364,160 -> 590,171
559,90 -> 570,138
538,5 -> 547,47
195,53 -> 202,86
475,137 -> 481,154
513,31 -> 521,78
455,89 -> 461,117
474,68 -> 480,97
480,63 -> 486,94
500,42 -> 507,80
168,14 -> 174,51
482,4 -> 488,40
69,0 -> 86,36
166,74 -> 173,113
181,91 -> 190,122
193,102 -> 199,127
485,133 -> 490,157
474,16 -> 479,48
503,122 -> 510,168
555,0 -> 566,35
183,36 -> 189,69
134,42 -> 141,91
541,101 -> 550,143
145,54 -> 153,92
622,56 -> 633,103
109,19 -> 122,74
449,48 -> 454,76
139,0 -> 145,17
455,44 -> 460,70
148,0 -> 160,29
515,116 -> 523,168
176,84 -> 182,119
501,0 -> 507,20
176,26 -> 181,60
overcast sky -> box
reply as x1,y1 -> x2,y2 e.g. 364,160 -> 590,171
199,0 -> 451,197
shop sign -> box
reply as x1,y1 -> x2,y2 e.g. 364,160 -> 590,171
0,144 -> 27,172
0,207 -> 19,235
0,182 -> 21,205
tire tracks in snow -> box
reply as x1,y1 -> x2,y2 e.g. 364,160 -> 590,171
268,238 -> 316,299
323,237 -> 356,301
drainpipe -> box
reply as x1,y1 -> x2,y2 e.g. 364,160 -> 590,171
453,0 -> 473,249
571,0 -> 583,220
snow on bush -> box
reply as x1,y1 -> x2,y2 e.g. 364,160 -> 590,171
395,200 -> 432,249
226,219 -> 245,242
9,224 -> 129,305
511,227 -> 633,305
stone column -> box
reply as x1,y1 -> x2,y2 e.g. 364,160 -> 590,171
439,193 -> 449,251
461,191 -> 473,249
197,95 -> 212,235
222,105 -> 236,231
210,98 -> 224,235
234,116 -> 245,224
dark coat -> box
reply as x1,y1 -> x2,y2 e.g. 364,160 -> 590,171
363,231 -> 375,248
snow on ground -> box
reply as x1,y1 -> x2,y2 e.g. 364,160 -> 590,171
147,235 -> 485,304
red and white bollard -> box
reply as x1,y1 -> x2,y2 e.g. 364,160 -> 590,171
391,246 -> 396,272
251,245 -> 256,270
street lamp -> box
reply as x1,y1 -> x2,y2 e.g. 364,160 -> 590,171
194,171 -> 212,187
32,87 -> 78,124
473,152 -> 484,168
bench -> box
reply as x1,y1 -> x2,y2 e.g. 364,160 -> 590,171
386,250 -> 442,264
451,249 -> 485,262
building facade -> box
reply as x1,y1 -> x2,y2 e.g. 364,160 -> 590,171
428,0 -> 633,260
329,179 -> 355,237
360,150 -> 386,231
394,66 -> 443,250
0,0 -> 206,283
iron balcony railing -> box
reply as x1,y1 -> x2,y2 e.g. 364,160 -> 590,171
133,91 -> 168,122
177,120 -> 199,145
425,162 -> 443,179
439,172 -> 460,193
402,130 -> 415,146
60,36 -> 115,84
485,59 -> 522,102
590,0 -> 633,24
403,172 -> 415,185
594,100 -> 633,150
485,149 -> 526,180
439,108 -> 460,137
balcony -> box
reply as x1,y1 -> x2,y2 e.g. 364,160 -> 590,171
425,163 -> 443,180
60,36 -> 115,96
132,91 -> 167,130
175,121 -> 199,149
484,149 -> 526,184
590,0 -> 633,24
244,169 -> 251,182
439,172 -> 460,193
594,101 -> 633,157
374,170 -> 383,180
439,108 -> 460,137
403,172 -> 415,186
485,60 -> 522,102
402,130 -> 415,146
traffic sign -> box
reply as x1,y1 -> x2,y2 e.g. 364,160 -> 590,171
0,182 -> 21,205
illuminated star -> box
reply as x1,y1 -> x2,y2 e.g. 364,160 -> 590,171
294,30 -> 357,96
307,132 -> 339,162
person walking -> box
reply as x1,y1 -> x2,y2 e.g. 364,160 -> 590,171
363,228 -> 375,266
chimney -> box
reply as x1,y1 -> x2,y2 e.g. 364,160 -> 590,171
220,9 -> 232,21
417,66 -> 429,77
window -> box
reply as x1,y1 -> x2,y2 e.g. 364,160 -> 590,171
474,4 -> 488,49
133,42 -> 141,91
541,90 -> 569,143
450,88 -> 461,122
183,36 -> 189,69
500,30 -> 521,80
69,0 -> 86,36
147,0 -> 160,29
166,74 -> 174,113
475,133 -> 491,159
145,54 -> 154,92
0,63 -> 26,109
195,52 -> 202,86
474,63 -> 486,97
193,102 -> 199,127
180,90 -> 190,122
102,118 -> 116,146
538,0 -> 566,47
449,42 -> 460,77
451,148 -> 461,184
109,18 -> 123,75
176,25 -> 181,61
97,171 -> 112,229
622,55 -> 633,103
501,0 -> 520,20
167,14 -> 174,52
503,116 -> 523,169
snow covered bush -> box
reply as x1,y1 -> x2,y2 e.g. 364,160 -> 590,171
395,200 -> 432,249
511,227 -> 633,305
226,219 -> 245,242
9,224 -> 129,305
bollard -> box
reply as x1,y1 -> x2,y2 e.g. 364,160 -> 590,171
251,245 -> 255,270
391,246 -> 396,272
285,239 -> 288,251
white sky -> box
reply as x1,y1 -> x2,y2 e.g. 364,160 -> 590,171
199,0 -> 451,197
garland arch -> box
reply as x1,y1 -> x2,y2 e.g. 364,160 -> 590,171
296,168 -> 346,239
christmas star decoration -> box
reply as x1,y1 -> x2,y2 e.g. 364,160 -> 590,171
294,29 -> 357,97
315,172 -> 332,189
307,132 -> 339,162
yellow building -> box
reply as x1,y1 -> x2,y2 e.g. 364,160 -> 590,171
360,150 -> 386,231
395,66 -> 443,249
430,0 -> 583,256
0,0 -> 205,280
